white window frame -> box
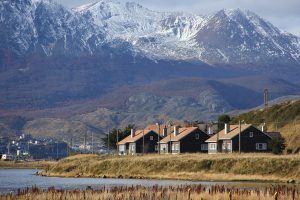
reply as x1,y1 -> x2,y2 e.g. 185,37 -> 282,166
172,143 -> 180,151
209,143 -> 217,150
201,144 -> 208,151
256,143 -> 267,150
227,143 -> 231,150
195,134 -> 200,140
119,144 -> 125,152
160,143 -> 167,151
150,136 -> 154,141
249,132 -> 254,138
172,143 -> 175,151
131,144 -> 135,151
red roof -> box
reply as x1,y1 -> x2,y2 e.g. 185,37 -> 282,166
159,127 -> 198,143
117,129 -> 155,145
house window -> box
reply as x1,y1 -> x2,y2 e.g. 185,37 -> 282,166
160,144 -> 167,151
209,143 -> 217,150
201,144 -> 208,150
249,132 -> 254,138
131,144 -> 135,151
256,143 -> 267,150
227,143 -> 231,150
172,144 -> 175,151
119,145 -> 125,152
195,134 -> 200,139
172,143 -> 180,151
150,136 -> 154,140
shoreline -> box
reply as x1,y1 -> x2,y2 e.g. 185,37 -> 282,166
39,172 -> 298,184
38,154 -> 300,184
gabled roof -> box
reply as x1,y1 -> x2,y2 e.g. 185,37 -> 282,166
117,129 -> 156,145
159,127 -> 200,143
265,132 -> 283,139
205,124 -> 252,142
145,124 -> 180,136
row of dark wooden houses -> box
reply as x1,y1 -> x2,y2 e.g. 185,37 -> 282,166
117,124 -> 281,155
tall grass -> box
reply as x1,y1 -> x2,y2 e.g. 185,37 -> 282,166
0,160 -> 55,169
1,184 -> 299,200
42,154 -> 300,182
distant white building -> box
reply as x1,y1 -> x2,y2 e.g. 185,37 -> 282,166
1,154 -> 13,161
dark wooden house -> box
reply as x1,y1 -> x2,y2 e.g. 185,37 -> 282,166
158,126 -> 209,154
117,129 -> 161,155
206,124 -> 272,154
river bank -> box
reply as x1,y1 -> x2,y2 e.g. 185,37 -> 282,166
41,154 -> 300,183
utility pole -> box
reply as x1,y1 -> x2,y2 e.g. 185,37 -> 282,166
264,89 -> 269,109
84,131 -> 87,154
116,129 -> 119,155
216,123 -> 219,153
169,126 -> 172,154
239,121 -> 241,154
7,142 -> 10,155
142,129 -> 145,155
91,131 -> 94,154
156,123 -> 160,155
27,141 -> 30,155
56,141 -> 59,160
107,130 -> 110,154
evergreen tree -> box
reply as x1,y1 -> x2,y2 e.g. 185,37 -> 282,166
217,114 -> 231,131
102,124 -> 135,149
269,137 -> 286,154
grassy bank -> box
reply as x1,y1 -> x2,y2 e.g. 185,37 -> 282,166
0,160 -> 56,169
42,154 -> 300,182
232,100 -> 300,153
1,184 -> 298,200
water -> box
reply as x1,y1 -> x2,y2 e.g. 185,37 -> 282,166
0,169 -> 298,194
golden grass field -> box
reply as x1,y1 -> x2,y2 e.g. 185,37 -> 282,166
0,160 -> 55,169
41,153 -> 300,183
1,184 -> 299,200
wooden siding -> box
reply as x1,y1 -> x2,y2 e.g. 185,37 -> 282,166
231,126 -> 271,153
179,129 -> 209,153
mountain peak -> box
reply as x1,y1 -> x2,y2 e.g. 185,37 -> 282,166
74,0 -> 146,13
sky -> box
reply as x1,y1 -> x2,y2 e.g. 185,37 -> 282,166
56,0 -> 300,36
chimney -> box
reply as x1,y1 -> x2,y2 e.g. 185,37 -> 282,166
162,127 -> 168,137
208,126 -> 212,135
131,129 -> 135,138
174,126 -> 179,136
261,125 -> 265,132
224,124 -> 230,134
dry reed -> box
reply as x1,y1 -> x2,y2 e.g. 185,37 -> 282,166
1,184 -> 299,200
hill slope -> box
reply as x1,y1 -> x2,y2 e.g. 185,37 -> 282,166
233,100 -> 300,153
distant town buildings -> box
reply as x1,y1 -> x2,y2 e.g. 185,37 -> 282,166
0,134 -> 69,160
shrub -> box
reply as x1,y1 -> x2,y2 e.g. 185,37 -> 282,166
269,137 -> 286,154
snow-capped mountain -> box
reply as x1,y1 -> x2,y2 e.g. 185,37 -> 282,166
0,0 -> 106,57
1,0 -> 299,66
74,0 -> 300,65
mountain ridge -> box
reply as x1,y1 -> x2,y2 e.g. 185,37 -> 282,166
0,0 -> 300,142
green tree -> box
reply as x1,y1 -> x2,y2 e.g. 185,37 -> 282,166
269,137 -> 286,154
217,114 -> 231,131
102,124 -> 135,149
